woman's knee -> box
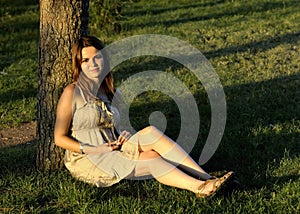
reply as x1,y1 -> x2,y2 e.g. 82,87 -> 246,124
139,150 -> 160,160
140,125 -> 159,134
139,126 -> 163,141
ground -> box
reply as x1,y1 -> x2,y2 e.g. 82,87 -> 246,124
0,121 -> 36,148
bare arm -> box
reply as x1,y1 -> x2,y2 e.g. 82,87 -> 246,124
54,84 -> 81,153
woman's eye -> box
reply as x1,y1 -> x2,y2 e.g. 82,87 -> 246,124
94,54 -> 102,59
82,59 -> 89,63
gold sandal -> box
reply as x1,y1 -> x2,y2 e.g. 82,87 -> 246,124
195,171 -> 234,198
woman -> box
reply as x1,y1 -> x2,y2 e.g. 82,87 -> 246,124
54,36 -> 233,198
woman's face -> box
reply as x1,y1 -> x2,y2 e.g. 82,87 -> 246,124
81,46 -> 104,78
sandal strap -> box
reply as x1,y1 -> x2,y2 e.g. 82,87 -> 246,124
195,171 -> 235,198
196,178 -> 220,197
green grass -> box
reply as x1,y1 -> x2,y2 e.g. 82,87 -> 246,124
0,0 -> 39,128
1,0 -> 300,213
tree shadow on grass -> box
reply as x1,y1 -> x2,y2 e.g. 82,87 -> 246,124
0,0 -> 38,17
0,0 -> 39,127
0,19 -> 39,70
125,1 -> 295,30
114,71 -> 299,193
96,71 -> 300,198
124,0 -> 225,17
109,27 -> 299,193
0,0 -> 39,70
195,73 -> 300,190
0,141 -> 37,176
0,88 -> 37,104
204,31 -> 300,59
112,29 -> 299,86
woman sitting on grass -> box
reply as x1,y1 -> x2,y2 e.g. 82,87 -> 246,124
54,35 -> 234,198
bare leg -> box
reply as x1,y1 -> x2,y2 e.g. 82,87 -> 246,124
128,150 -> 231,196
137,126 -> 212,180
130,150 -> 203,192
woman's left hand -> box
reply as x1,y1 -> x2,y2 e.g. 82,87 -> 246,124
117,130 -> 131,145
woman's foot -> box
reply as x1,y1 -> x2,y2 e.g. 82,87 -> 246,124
195,171 -> 234,198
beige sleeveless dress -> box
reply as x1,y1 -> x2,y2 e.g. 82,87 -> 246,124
64,88 -> 140,187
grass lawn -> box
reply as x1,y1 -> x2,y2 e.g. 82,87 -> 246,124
0,0 -> 299,213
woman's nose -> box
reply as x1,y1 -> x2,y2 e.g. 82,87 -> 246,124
91,57 -> 98,67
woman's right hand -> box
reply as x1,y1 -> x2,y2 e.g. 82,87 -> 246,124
82,144 -> 119,154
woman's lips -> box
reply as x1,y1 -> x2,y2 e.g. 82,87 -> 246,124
89,68 -> 100,73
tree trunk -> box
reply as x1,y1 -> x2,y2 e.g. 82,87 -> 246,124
37,0 -> 89,171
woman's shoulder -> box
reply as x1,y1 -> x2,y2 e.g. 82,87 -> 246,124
64,82 -> 76,92
57,83 -> 76,107
60,83 -> 76,99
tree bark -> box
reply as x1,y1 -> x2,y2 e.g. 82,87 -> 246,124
37,0 -> 89,171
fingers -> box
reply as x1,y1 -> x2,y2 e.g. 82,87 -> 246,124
105,130 -> 132,152
107,141 -> 121,151
117,130 -> 131,145
111,145 -> 120,150
108,141 -> 116,147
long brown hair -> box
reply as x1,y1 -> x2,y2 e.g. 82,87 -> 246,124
72,36 -> 115,100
